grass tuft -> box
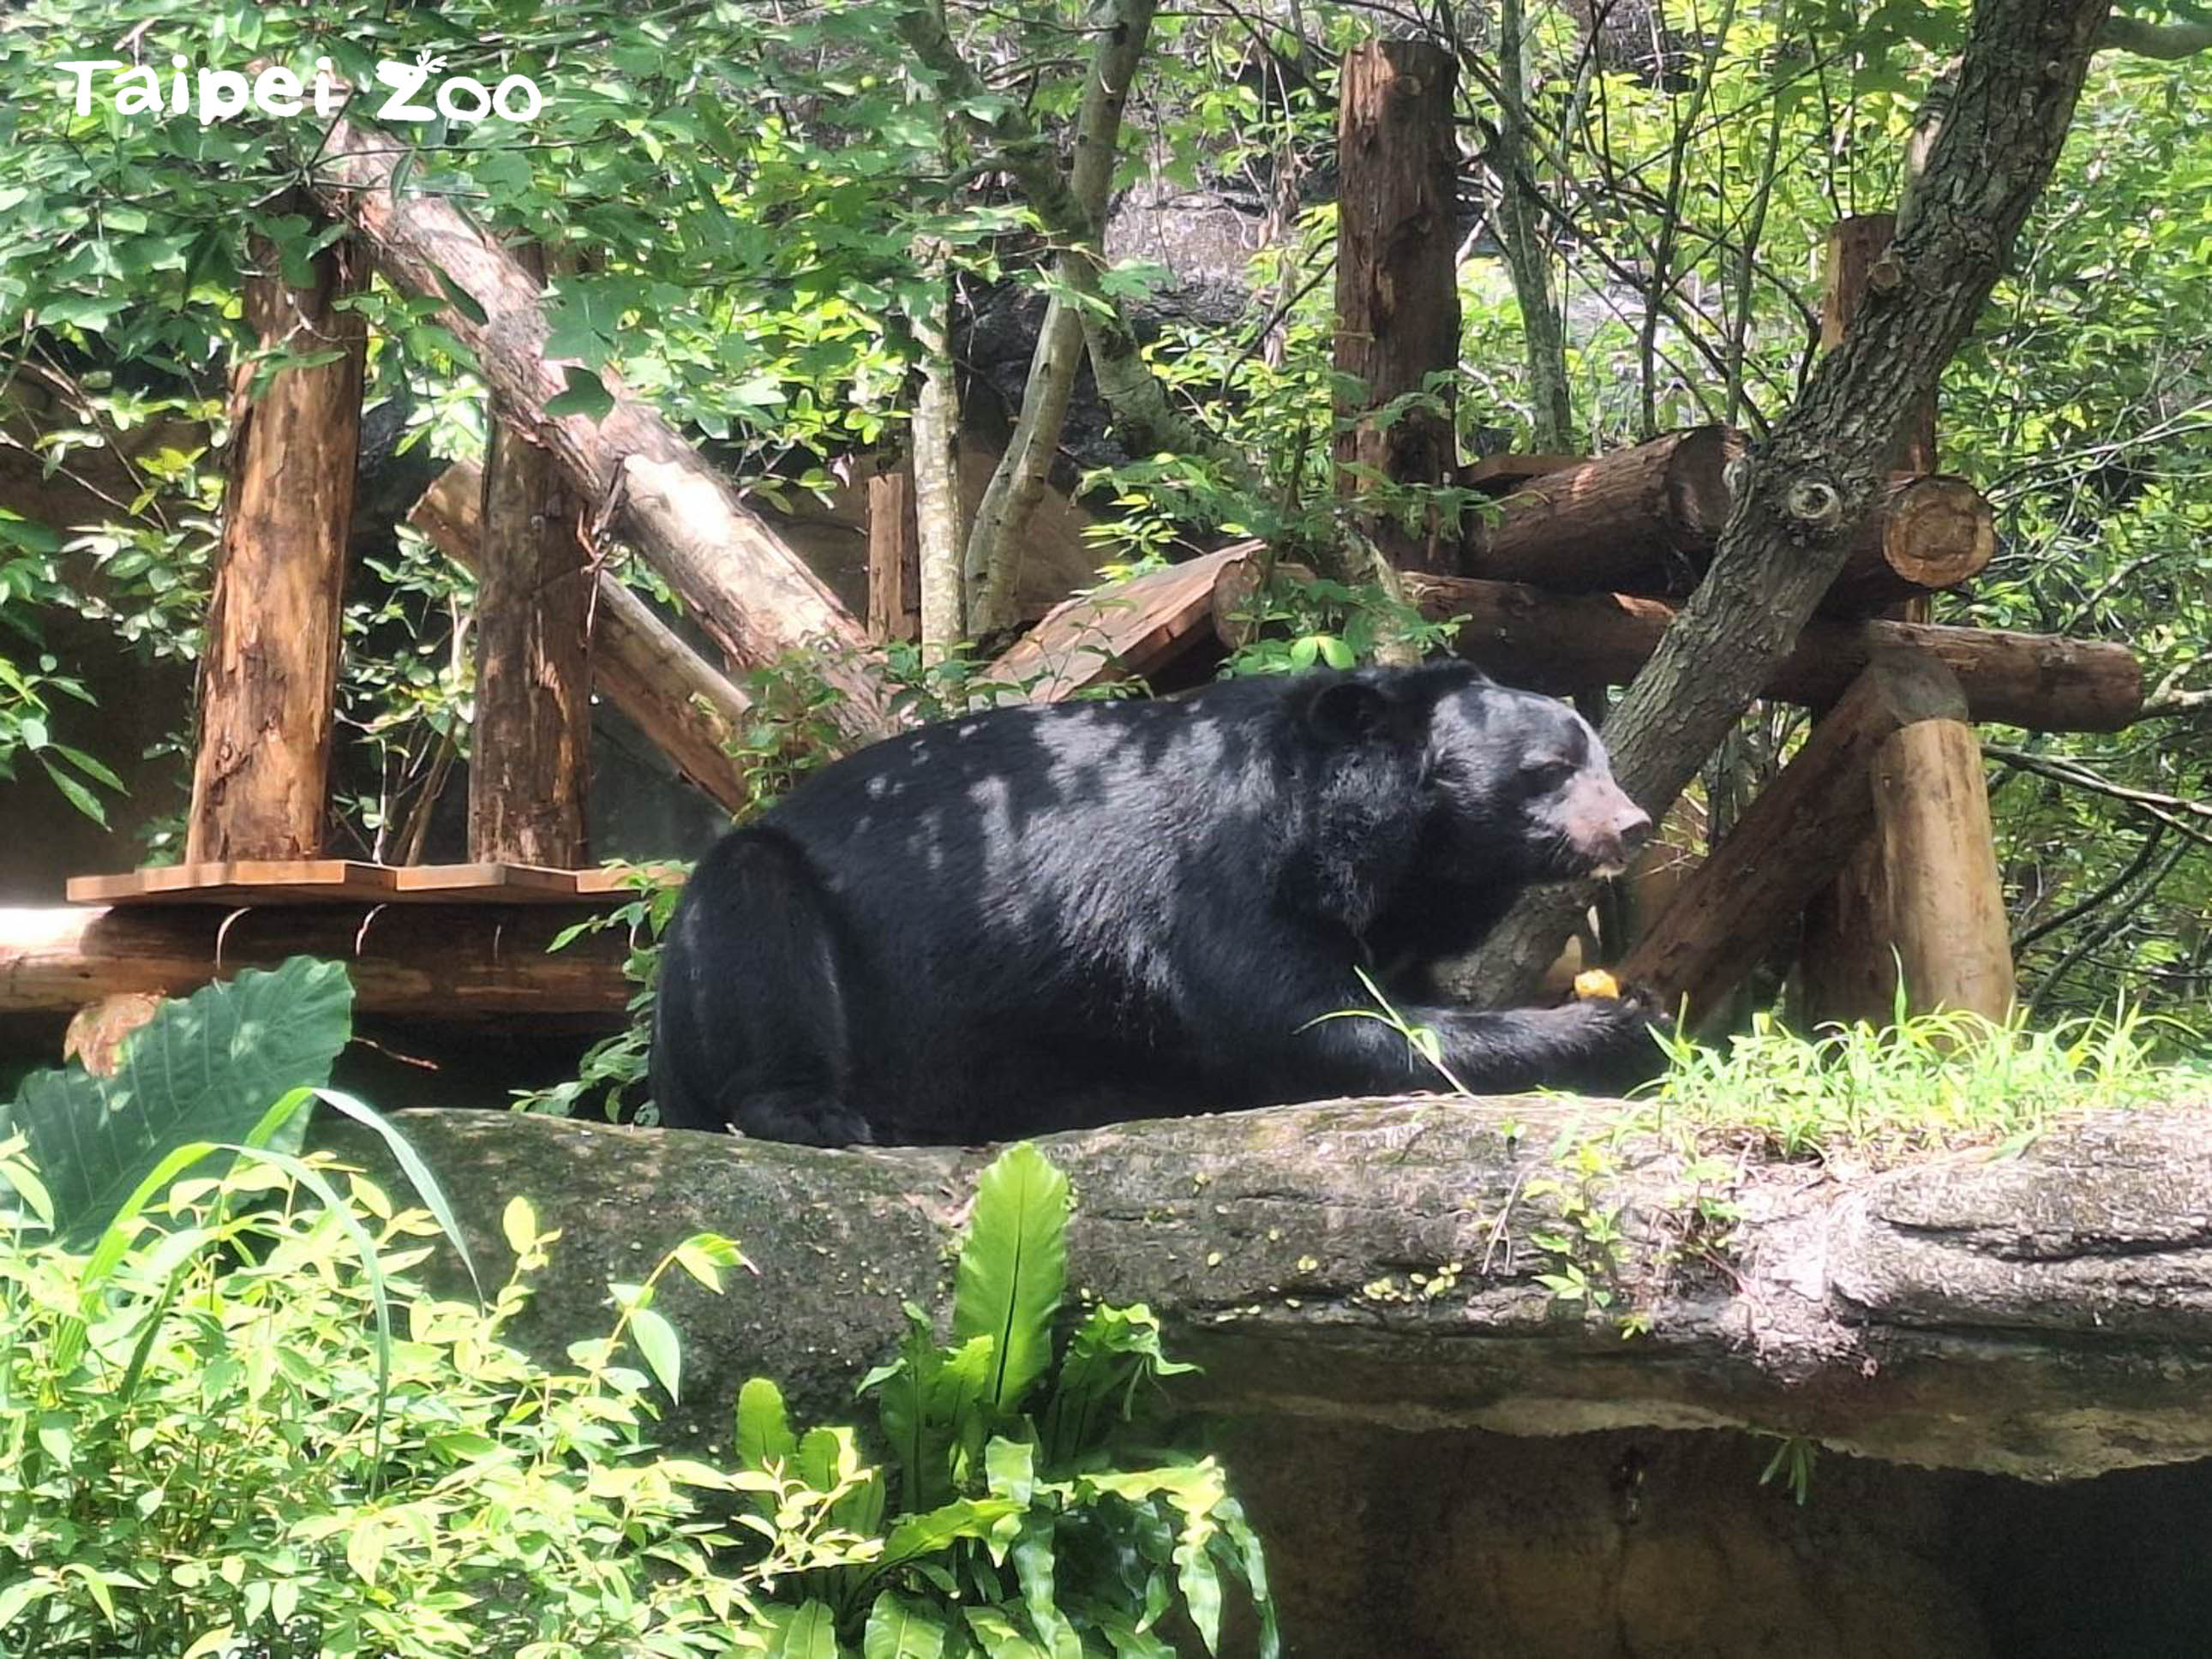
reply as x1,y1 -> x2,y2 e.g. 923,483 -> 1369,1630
1640,1003 -> 2210,1163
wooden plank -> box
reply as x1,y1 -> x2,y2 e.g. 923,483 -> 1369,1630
64,861 -> 662,907
987,547 -> 1245,700
1461,452 -> 1589,491
68,861 -> 400,906
387,863 -> 584,901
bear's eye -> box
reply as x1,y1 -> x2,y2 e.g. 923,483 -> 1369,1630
1522,758 -> 1576,792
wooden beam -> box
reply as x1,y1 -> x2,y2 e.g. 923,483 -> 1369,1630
1464,428 -> 1993,616
1617,653 -> 1968,1022
987,548 -> 1244,700
1333,39 -> 1460,574
469,245 -> 592,865
1871,714 -> 2017,1021
307,110 -> 897,746
0,904 -> 629,1018
187,212 -> 367,861
1405,572 -> 2143,733
866,466 -> 921,644
411,464 -> 755,817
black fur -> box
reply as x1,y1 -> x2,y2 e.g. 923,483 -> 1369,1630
651,661 -> 1663,1145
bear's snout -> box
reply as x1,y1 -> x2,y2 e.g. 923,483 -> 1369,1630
1563,782 -> 1652,877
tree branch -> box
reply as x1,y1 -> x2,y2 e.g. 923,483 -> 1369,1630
1456,0 -> 2119,1004
2100,11 -> 2212,56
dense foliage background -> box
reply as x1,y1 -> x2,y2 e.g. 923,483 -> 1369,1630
0,0 -> 2205,1027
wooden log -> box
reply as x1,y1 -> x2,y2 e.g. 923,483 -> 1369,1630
1801,213 -> 1951,1026
344,1099 -> 2212,1481
0,904 -> 629,1018
1465,428 -> 1992,615
187,213 -> 367,862
1405,573 -> 2143,733
411,464 -> 755,818
1333,39 -> 1460,575
1871,715 -> 2016,1020
866,467 -> 921,644
1617,653 -> 1968,1022
306,110 -> 897,746
469,245 -> 593,865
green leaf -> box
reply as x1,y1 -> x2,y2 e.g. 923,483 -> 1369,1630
864,1590 -> 949,1659
544,365 -> 615,422
38,757 -> 106,826
429,262 -> 490,326
878,1497 -> 1024,1570
952,1142 -> 1069,1414
737,1375 -> 796,1479
770,1600 -> 842,1659
0,958 -> 353,1240
631,1305 -> 682,1401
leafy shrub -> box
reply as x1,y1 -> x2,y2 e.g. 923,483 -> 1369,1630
0,961 -> 1274,1656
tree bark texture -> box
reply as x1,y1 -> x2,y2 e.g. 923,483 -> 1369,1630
304,115 -> 896,746
411,464 -> 756,818
1404,572 -> 2142,732
187,221 -> 367,863
324,1099 -> 2212,1481
1333,39 -> 1462,574
468,244 -> 592,866
1453,0 -> 2116,1003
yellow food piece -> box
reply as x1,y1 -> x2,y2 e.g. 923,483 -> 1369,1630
1574,969 -> 1622,1002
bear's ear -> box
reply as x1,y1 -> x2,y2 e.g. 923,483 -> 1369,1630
1300,677 -> 1397,744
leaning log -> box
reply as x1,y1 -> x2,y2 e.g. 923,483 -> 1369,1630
1617,652 -> 1968,1021
187,211 -> 367,862
1465,428 -> 1993,616
411,464 -> 756,817
1406,573 -> 2143,732
306,111 -> 897,745
326,1099 -> 2212,1482
0,904 -> 628,1018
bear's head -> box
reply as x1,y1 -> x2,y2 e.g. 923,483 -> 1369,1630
1301,662 -> 1652,886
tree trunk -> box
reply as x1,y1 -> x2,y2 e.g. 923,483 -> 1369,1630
866,467 -> 922,644
467,249 -> 592,865
333,1099 -> 2212,1480
411,464 -> 756,817
1618,652 -> 1969,1023
1334,39 -> 1462,574
1404,572 -> 2141,732
187,216 -> 367,863
1454,0 -> 2115,1004
964,0 -> 1159,635
304,116 -> 897,746
1493,0 -> 1576,451
909,255 -> 965,656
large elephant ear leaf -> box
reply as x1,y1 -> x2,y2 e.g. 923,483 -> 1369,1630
951,1141 -> 1070,1415
0,956 -> 354,1241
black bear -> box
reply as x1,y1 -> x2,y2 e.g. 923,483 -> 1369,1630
651,660 -> 1664,1146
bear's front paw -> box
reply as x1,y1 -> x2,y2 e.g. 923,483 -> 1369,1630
1563,987 -> 1675,1093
